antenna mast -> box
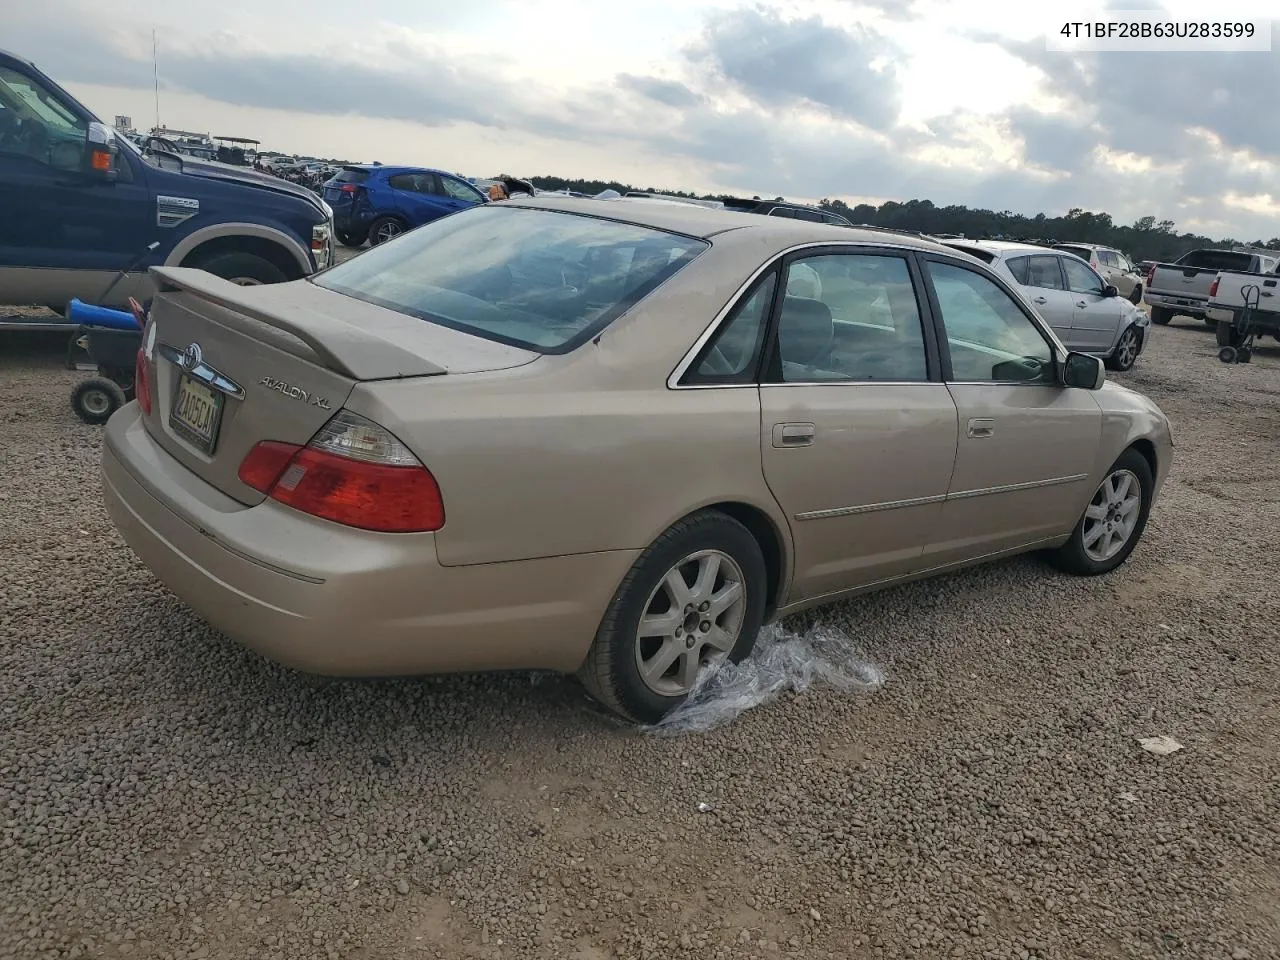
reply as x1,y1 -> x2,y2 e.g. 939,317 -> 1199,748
152,28 -> 160,131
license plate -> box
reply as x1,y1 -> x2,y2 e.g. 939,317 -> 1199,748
170,375 -> 224,454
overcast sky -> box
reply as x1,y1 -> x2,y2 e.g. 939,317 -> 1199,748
7,0 -> 1280,239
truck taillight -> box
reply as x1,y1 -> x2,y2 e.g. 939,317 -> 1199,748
1209,278 -> 1219,297
237,411 -> 445,533
340,184 -> 357,194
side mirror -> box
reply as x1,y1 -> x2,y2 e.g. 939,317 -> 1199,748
84,122 -> 119,184
1062,351 -> 1105,390
1102,283 -> 1119,298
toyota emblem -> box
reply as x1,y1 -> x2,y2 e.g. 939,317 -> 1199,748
181,342 -> 202,371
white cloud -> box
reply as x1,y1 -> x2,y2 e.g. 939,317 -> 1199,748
7,0 -> 1280,239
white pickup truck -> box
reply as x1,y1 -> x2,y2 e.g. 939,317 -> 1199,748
1144,248 -> 1280,326
1205,261 -> 1280,356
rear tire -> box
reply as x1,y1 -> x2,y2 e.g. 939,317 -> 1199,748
578,510 -> 767,725
336,227 -> 367,248
1149,306 -> 1172,325
189,250 -> 289,286
1128,285 -> 1142,305
368,216 -> 406,246
1047,448 -> 1153,576
71,377 -> 126,425
1202,316 -> 1217,326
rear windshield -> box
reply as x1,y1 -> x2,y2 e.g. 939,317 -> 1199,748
946,243 -> 996,263
1054,245 -> 1092,261
332,167 -> 369,184
1178,249 -> 1254,271
313,206 -> 708,353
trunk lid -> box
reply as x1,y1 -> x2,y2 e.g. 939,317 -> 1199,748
140,267 -> 538,505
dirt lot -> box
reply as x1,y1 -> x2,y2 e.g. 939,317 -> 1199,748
1,317 -> 1277,960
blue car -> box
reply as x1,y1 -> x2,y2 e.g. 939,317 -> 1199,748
323,165 -> 488,247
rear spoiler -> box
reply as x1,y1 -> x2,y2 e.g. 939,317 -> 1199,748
150,267 -> 447,380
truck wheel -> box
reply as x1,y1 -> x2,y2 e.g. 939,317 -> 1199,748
190,251 -> 290,286
1216,320 -> 1243,348
1202,316 -> 1217,326
1149,306 -> 1172,325
368,216 -> 406,246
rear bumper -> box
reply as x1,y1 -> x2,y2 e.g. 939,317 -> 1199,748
101,405 -> 634,676
1144,292 -> 1207,316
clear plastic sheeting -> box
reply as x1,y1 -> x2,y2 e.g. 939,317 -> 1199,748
644,623 -> 885,735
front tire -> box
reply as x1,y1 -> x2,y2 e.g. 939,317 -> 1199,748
1105,326 -> 1140,372
367,216 -> 405,246
1149,306 -> 1172,325
189,251 -> 289,286
1047,449 -> 1154,576
578,511 -> 767,724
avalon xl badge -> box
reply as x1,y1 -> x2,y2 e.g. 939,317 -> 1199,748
260,375 -> 332,410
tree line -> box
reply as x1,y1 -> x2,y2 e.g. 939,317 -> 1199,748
526,176 -> 1280,263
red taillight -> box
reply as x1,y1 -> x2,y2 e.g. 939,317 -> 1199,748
237,411 -> 444,533
238,440 -> 303,493
1209,278 -> 1219,298
1147,266 -> 1156,285
340,184 -> 357,194
135,347 -> 153,415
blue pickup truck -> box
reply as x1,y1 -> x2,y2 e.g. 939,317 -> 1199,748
0,48 -> 333,329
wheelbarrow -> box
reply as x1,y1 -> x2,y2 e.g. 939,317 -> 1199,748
65,298 -> 146,425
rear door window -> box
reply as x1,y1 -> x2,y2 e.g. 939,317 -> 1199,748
1025,256 -> 1066,290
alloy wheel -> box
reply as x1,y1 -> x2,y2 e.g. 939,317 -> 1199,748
634,549 -> 747,697
1115,329 -> 1138,369
1082,469 -> 1142,562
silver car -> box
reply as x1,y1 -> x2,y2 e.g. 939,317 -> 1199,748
941,240 -> 1150,372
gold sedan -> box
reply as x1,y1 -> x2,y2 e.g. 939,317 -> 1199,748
102,198 -> 1173,723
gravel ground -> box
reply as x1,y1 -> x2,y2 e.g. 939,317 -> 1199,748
1,317 -> 1277,960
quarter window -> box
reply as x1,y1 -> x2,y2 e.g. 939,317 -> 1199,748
1005,256 -> 1031,285
774,253 -> 928,382
926,261 -> 1054,384
685,270 -> 777,383
1062,257 -> 1104,296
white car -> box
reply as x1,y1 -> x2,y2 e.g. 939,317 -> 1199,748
940,240 -> 1150,372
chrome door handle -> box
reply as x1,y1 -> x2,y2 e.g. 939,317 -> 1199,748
1032,297 -> 1048,304
967,418 -> 995,439
772,422 -> 815,447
